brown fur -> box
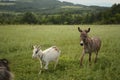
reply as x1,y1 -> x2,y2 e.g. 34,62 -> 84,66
78,27 -> 101,66
0,59 -> 13,80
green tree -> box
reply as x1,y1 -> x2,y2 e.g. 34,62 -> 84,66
21,12 -> 38,24
115,13 -> 120,24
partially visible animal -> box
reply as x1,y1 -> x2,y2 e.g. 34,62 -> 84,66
32,45 -> 61,74
78,27 -> 101,66
0,59 -> 13,80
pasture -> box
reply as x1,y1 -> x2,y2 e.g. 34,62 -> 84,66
0,25 -> 120,80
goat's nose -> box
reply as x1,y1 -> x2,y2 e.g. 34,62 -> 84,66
80,41 -> 83,46
80,43 -> 83,46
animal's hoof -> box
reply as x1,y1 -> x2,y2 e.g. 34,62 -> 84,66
80,63 -> 82,66
39,71 -> 41,74
44,67 -> 48,70
94,60 -> 97,63
89,63 -> 92,66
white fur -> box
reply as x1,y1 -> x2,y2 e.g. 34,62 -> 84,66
80,40 -> 83,44
32,45 -> 61,74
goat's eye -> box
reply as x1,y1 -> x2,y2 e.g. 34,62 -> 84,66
35,50 -> 38,54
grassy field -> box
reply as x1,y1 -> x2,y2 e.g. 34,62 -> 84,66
0,2 -> 15,6
0,25 -> 120,80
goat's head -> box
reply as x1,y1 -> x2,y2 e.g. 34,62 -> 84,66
32,45 -> 41,59
0,59 -> 10,71
78,27 -> 90,46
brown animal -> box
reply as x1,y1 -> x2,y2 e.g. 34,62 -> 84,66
0,59 -> 13,80
78,27 -> 101,66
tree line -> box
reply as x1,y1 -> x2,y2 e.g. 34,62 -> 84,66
0,4 -> 119,25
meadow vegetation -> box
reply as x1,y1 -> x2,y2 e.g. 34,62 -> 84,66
0,25 -> 120,80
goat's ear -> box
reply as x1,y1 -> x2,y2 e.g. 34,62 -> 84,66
2,59 -> 9,65
32,45 -> 34,49
86,28 -> 90,33
33,45 -> 36,49
37,45 -> 41,49
78,27 -> 82,32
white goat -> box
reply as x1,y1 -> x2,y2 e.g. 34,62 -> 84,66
32,45 -> 61,74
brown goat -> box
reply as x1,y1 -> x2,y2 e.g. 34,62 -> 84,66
0,59 -> 13,80
78,27 -> 101,66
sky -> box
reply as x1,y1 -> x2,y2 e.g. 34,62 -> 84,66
59,0 -> 120,7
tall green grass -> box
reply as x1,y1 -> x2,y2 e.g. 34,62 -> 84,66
0,25 -> 120,80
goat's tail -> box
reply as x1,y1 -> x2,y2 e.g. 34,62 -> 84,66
52,46 -> 61,53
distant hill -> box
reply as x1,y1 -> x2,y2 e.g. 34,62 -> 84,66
0,0 -> 109,14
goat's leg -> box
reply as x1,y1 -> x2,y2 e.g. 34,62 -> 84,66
80,50 -> 85,66
38,59 -> 43,74
54,58 -> 59,69
44,61 -> 49,70
89,53 -> 92,65
94,52 -> 98,63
